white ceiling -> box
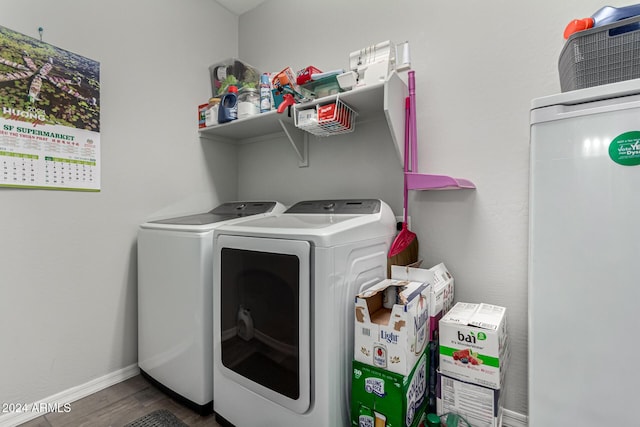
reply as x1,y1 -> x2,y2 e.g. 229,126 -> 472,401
215,0 -> 267,15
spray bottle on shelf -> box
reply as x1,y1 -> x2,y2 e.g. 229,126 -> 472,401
259,73 -> 271,113
564,3 -> 640,38
218,85 -> 238,123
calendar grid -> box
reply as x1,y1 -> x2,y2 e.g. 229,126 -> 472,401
0,120 -> 100,191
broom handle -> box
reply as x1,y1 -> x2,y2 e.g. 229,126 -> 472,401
404,96 -> 410,224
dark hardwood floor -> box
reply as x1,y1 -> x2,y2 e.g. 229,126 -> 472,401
18,375 -> 220,427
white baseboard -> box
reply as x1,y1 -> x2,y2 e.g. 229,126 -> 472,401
0,363 -> 140,427
502,408 -> 528,427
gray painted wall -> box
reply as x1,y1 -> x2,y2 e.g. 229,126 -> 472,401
0,0 -> 238,408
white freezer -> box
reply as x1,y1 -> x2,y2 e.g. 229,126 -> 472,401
529,80 -> 640,426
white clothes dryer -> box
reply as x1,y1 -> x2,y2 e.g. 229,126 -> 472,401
212,199 -> 396,426
137,201 -> 285,414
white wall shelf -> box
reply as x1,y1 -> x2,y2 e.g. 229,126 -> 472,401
198,108 -> 309,166
198,71 -> 475,190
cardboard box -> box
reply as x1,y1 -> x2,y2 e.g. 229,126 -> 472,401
296,108 -> 317,127
317,103 -> 338,122
351,352 -> 429,427
393,264 -> 454,341
427,263 -> 454,342
354,272 -> 432,376
437,370 -> 504,427
439,303 -> 508,389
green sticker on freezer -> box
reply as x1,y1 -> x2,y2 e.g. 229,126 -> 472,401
609,131 -> 640,166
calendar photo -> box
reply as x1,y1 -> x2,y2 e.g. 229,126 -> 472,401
0,25 -> 100,191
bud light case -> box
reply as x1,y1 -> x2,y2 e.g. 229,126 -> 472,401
438,302 -> 509,389
354,270 -> 433,376
351,352 -> 429,427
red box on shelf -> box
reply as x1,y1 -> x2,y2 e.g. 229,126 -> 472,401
317,103 -> 337,122
318,102 -> 350,129
198,103 -> 208,128
296,66 -> 322,86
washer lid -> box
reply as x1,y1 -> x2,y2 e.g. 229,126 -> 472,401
149,201 -> 278,225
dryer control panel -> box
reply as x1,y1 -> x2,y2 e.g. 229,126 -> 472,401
285,199 -> 381,214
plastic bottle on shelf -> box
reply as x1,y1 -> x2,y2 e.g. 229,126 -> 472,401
564,3 -> 640,38
238,87 -> 260,118
218,85 -> 238,123
205,97 -> 220,127
259,73 -> 271,113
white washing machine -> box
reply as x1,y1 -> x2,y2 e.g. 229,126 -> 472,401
212,199 -> 396,426
137,201 -> 285,414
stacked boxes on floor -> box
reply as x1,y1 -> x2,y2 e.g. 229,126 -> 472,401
424,263 -> 455,414
351,267 -> 432,427
351,354 -> 428,427
350,264 -> 455,427
426,264 -> 455,343
437,303 -> 509,427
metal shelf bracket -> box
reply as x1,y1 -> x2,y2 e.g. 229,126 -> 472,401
278,119 -> 309,167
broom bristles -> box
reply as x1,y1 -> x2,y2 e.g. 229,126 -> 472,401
387,236 -> 419,278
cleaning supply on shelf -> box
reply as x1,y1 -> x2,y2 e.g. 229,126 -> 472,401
218,85 -> 238,123
271,67 -> 300,110
198,103 -> 208,129
238,87 -> 259,119
259,73 -> 271,113
205,97 -> 220,127
564,3 -> 640,38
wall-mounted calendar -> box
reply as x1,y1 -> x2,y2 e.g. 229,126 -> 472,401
0,25 -> 100,191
